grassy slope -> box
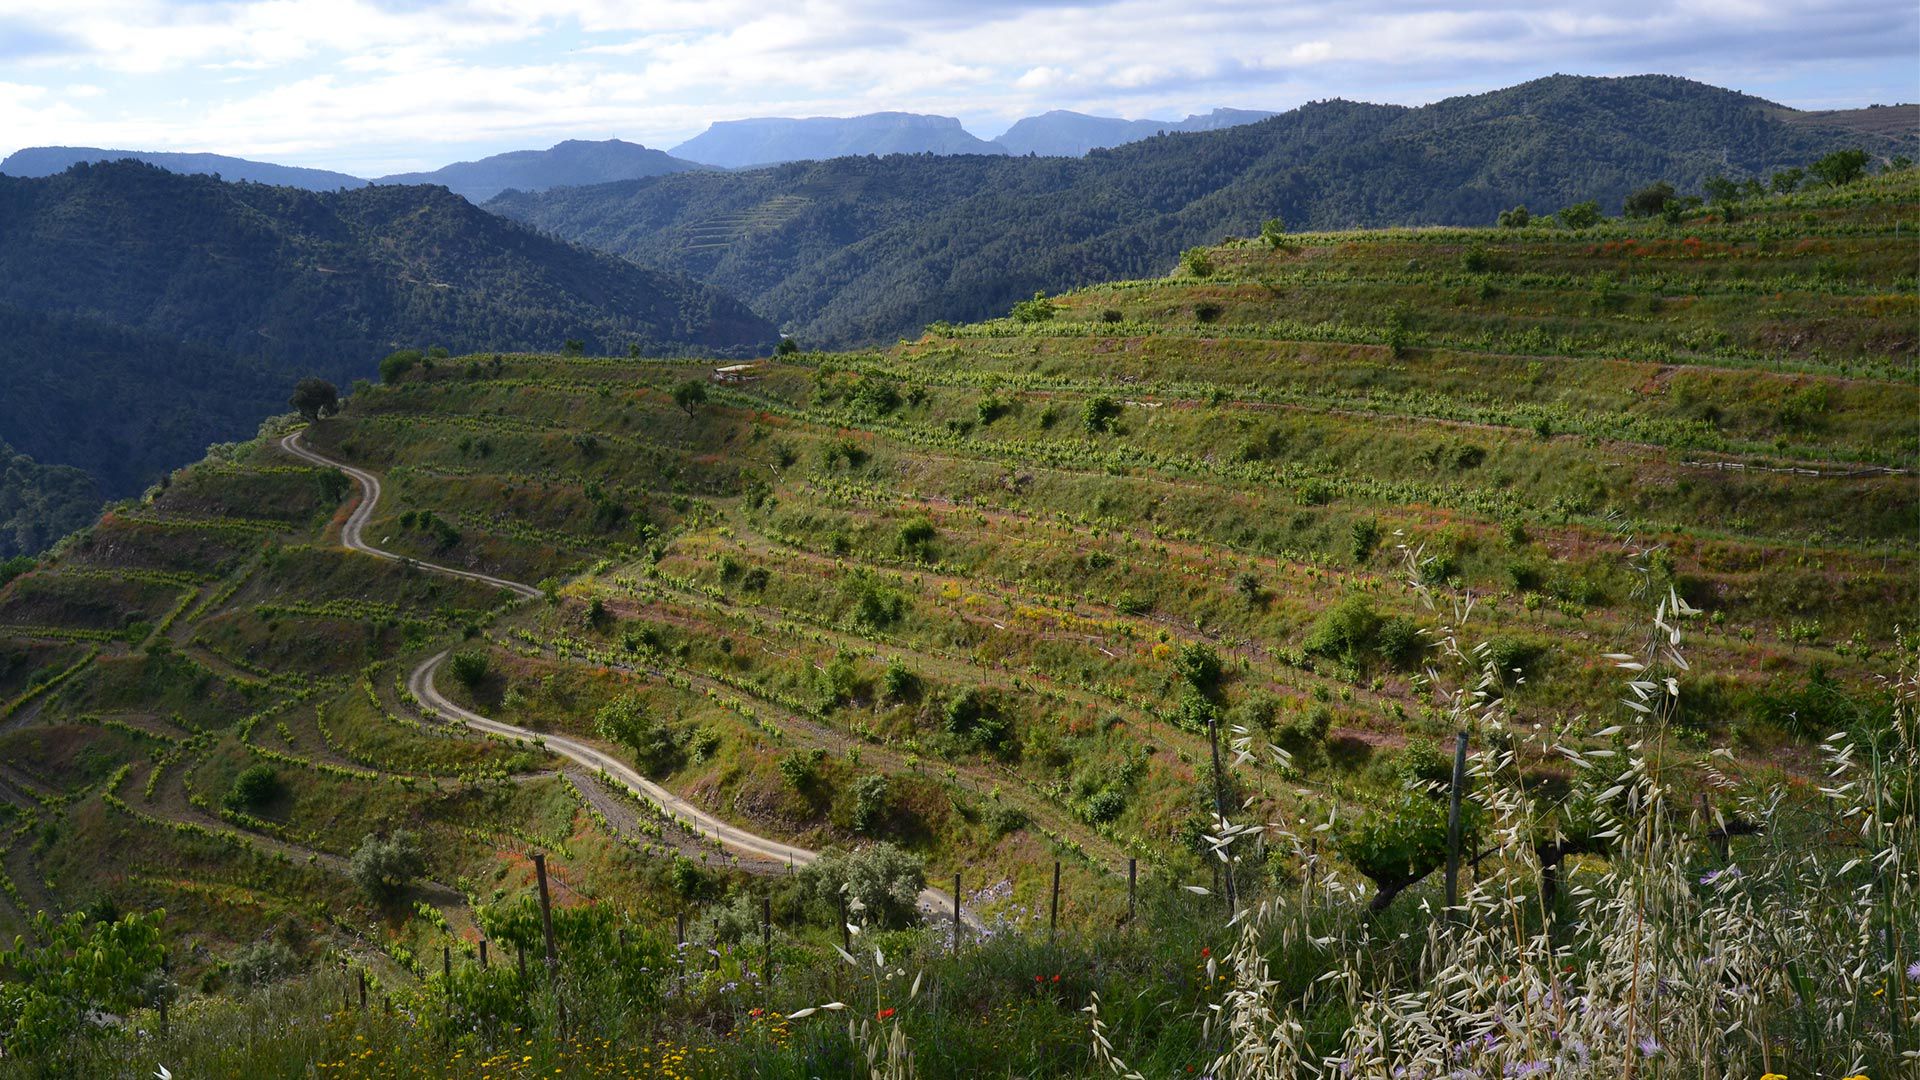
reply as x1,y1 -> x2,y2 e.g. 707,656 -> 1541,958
0,172 -> 1912,1070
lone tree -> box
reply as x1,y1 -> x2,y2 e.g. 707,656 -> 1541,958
672,379 -> 708,415
349,830 -> 426,902
288,378 -> 339,421
1622,181 -> 1675,218
1556,201 -> 1602,230
1259,217 -> 1287,248
1810,148 -> 1870,187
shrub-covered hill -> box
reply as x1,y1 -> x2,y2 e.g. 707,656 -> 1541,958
490,74 -> 1918,349
0,161 -> 780,539
0,172 -> 1912,1076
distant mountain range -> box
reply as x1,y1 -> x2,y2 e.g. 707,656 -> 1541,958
0,139 -> 706,201
668,112 -> 1006,167
375,139 -> 708,201
0,105 -> 1283,195
491,75 -> 1918,348
0,146 -> 365,190
993,108 -> 1277,156
0,161 -> 778,542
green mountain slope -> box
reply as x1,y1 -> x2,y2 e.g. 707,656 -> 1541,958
0,174 -> 1912,1071
492,74 -> 1916,347
0,441 -> 98,560
0,161 -> 780,540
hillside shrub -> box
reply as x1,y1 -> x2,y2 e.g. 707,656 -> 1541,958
1009,292 -> 1056,323
222,763 -> 280,813
797,843 -> 925,930
448,650 -> 489,689
594,693 -> 681,775
349,831 -> 425,903
1082,396 -> 1122,433
1181,247 -> 1215,279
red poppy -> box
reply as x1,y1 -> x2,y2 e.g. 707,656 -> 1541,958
1034,975 -> 1043,983
877,1008 -> 895,1020
1051,974 -> 1060,983
1200,947 -> 1211,958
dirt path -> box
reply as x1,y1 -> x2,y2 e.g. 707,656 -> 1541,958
287,427 -> 973,927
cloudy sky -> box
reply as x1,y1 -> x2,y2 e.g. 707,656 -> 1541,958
1,0 -> 1914,176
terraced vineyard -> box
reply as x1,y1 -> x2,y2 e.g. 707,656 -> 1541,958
0,172 -> 1914,1076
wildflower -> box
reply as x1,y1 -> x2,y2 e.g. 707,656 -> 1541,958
1200,946 -> 1210,958
1637,1035 -> 1660,1057
1051,974 -> 1060,983
877,1007 -> 895,1020
1908,960 -> 1920,982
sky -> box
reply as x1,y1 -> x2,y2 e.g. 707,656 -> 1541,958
0,0 -> 1915,176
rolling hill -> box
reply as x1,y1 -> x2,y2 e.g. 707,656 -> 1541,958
492,74 -> 1918,348
0,168 -> 1912,1075
373,139 -> 707,203
0,146 -> 365,190
0,160 -> 780,544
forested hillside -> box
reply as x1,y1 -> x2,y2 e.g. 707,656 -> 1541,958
0,442 -> 97,560
0,161 -> 779,545
493,74 -> 1916,346
0,170 -> 1911,1076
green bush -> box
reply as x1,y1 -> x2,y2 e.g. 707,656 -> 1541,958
1010,292 -> 1056,323
222,763 -> 280,813
594,693 -> 681,775
1181,247 -> 1215,279
1083,396 -> 1122,433
448,650 -> 489,689
349,831 -> 425,903
796,843 -> 926,930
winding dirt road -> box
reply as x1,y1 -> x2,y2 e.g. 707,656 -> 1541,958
283,428 -> 970,926
279,430 -> 543,600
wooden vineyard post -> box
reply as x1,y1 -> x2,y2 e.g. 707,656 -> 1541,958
532,852 -> 557,969
1445,730 -> 1469,923
479,939 -> 489,968
443,945 -> 452,982
1127,858 -> 1137,924
517,942 -> 528,982
952,872 -> 962,952
839,893 -> 851,953
1049,861 -> 1061,940
358,969 -> 368,1010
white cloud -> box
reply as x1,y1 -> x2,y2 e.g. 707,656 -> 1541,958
0,0 -> 1911,172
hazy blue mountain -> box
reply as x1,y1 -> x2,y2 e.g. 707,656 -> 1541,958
670,113 -> 1008,168
374,139 -> 705,202
0,146 -> 364,190
993,107 -> 1277,156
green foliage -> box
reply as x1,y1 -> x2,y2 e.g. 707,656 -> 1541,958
1337,788 -> 1471,910
222,762 -> 281,812
841,571 -> 908,630
881,657 -> 916,701
1349,518 -> 1380,564
1082,395 -> 1122,433
778,748 -> 826,791
379,349 -> 422,384
349,830 -> 425,902
0,910 -> 166,1057
594,692 -> 681,775
228,939 -> 300,988
288,378 -> 340,422
1172,642 -> 1224,695
796,843 -> 926,930
775,337 -> 800,355
1556,200 -> 1602,229
448,649 -> 489,689
1009,292 -> 1057,323
944,687 -> 1011,752
671,380 -> 708,414
1259,217 -> 1287,248
1495,205 -> 1530,227
896,515 -> 936,557
1180,247 -> 1216,279
849,773 -> 890,833
1810,148 -> 1870,187
1304,595 -> 1383,667
1621,181 -> 1675,218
